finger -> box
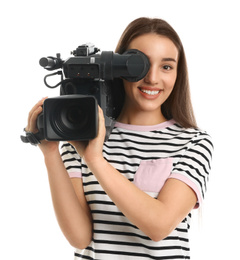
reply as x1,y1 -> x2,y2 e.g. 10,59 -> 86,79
29,106 -> 43,133
96,106 -> 106,139
97,106 -> 103,125
28,97 -> 47,122
97,106 -> 104,121
26,97 -> 47,132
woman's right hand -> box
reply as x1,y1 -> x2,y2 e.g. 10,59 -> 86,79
25,97 -> 59,156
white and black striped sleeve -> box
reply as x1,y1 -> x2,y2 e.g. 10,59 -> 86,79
169,132 -> 213,208
60,142 -> 82,178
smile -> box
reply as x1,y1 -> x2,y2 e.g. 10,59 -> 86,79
140,89 -> 160,95
138,87 -> 163,100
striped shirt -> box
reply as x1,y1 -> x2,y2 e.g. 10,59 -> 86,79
61,119 -> 213,259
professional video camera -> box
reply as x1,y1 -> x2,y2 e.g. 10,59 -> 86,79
21,43 -> 150,145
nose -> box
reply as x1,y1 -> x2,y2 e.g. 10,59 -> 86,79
143,66 -> 159,85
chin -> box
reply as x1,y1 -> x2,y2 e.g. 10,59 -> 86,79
138,104 -> 162,113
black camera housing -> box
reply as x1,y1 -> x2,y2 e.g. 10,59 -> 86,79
36,44 -> 150,141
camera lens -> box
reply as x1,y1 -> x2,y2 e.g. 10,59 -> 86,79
59,101 -> 89,133
44,95 -> 98,141
64,104 -> 88,128
51,99 -> 93,139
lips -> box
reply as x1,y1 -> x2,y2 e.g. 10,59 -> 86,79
138,86 -> 163,99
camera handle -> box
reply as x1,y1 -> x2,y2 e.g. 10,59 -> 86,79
20,129 -> 44,146
104,116 -> 116,142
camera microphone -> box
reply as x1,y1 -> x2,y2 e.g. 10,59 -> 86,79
39,54 -> 63,70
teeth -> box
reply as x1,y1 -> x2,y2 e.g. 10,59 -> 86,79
141,89 -> 160,95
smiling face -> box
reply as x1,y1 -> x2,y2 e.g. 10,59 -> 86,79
118,33 -> 179,125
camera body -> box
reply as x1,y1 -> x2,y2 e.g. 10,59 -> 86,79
37,44 -> 150,141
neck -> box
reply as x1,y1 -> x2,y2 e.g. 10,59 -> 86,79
117,107 -> 167,126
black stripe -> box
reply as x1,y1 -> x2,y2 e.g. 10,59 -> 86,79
74,253 -> 93,259
88,200 -> 115,206
92,238 -> 190,251
61,142 -> 72,149
82,172 -> 93,178
83,181 -> 99,187
107,136 -> 193,145
75,251 -> 190,260
103,146 -> 188,158
198,142 -> 213,158
93,229 -> 151,240
94,229 -> 189,242
61,150 -> 78,157
175,227 -> 188,233
91,210 -> 124,216
173,167 -> 204,198
176,161 -> 207,188
105,142 -> 189,150
93,219 -> 138,229
164,236 -> 189,243
153,129 -> 199,137
104,158 -> 140,167
181,154 -> 209,176
66,165 -> 81,171
111,130 -> 186,140
188,147 -> 211,169
62,157 -> 81,164
84,190 -> 107,196
79,247 -> 190,260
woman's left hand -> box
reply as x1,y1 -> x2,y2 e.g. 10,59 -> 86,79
70,106 -> 106,165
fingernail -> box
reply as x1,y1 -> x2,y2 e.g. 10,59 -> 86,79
39,97 -> 47,103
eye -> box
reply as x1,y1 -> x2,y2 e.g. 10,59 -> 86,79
162,65 -> 172,71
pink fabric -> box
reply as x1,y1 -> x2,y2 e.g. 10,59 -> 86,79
133,158 -> 172,193
68,172 -> 82,178
115,119 -> 176,132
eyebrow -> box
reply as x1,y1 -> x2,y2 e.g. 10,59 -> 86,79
161,58 -> 177,62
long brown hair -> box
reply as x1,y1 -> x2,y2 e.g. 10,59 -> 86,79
114,17 -> 197,129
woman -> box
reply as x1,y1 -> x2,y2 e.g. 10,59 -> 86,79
25,17 -> 213,259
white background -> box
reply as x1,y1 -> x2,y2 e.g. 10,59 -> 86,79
1,0 -> 239,259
